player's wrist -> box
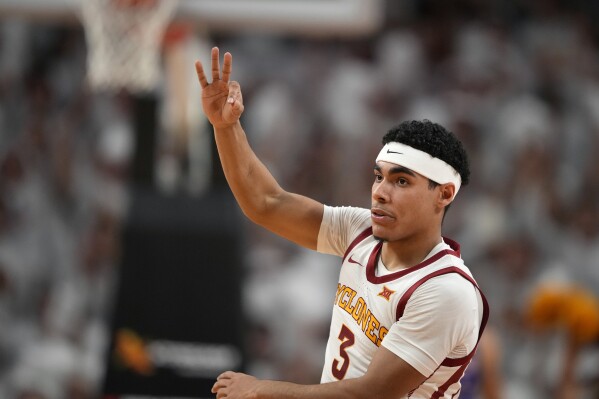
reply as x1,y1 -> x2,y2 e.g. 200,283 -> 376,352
213,120 -> 242,133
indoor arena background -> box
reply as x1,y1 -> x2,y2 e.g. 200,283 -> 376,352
0,0 -> 598,398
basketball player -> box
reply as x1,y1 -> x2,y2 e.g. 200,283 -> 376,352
196,47 -> 488,399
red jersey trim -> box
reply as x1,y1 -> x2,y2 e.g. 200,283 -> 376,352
430,362 -> 470,399
342,227 -> 373,263
392,266 -> 489,398
395,266 -> 478,321
365,238 -> 460,284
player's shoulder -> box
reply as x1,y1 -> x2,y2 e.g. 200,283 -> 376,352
318,205 -> 372,257
325,205 -> 371,223
411,270 -> 478,310
324,205 -> 371,237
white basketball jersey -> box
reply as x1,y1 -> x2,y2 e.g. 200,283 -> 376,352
318,206 -> 488,398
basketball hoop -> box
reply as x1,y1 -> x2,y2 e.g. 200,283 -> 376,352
79,0 -> 179,94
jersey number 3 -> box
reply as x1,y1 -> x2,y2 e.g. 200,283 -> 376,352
332,324 -> 355,379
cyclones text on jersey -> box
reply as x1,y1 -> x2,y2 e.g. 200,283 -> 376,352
334,283 -> 389,347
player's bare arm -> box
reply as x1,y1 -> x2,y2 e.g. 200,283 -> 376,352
211,346 -> 426,399
195,47 -> 323,249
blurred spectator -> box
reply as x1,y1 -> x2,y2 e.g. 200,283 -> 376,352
2,1 -> 599,397
459,326 -> 503,399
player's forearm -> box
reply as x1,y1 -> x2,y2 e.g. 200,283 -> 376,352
252,377 -> 375,399
213,121 -> 284,221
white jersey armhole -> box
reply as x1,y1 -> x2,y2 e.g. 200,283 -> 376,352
317,205 -> 371,257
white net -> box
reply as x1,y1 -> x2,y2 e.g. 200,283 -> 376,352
80,0 -> 179,94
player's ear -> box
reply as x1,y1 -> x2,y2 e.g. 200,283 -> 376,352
438,184 -> 455,207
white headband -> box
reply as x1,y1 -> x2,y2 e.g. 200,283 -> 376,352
376,142 -> 462,198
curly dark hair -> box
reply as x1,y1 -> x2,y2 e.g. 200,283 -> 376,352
382,119 -> 470,187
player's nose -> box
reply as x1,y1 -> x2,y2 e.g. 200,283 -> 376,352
372,181 -> 390,203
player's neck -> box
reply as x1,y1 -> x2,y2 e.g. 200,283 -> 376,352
381,232 -> 443,272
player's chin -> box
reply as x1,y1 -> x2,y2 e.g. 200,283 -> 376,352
372,225 -> 390,242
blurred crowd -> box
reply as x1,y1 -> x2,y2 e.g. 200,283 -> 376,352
0,21 -> 130,398
1,0 -> 599,398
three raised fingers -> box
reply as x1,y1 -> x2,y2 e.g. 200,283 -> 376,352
195,47 -> 232,88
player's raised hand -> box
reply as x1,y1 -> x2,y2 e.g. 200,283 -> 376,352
195,47 -> 244,129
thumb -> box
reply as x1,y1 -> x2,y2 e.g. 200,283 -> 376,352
227,81 -> 244,116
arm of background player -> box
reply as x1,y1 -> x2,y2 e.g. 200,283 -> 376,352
195,47 -> 323,250
211,346 -> 426,399
480,327 -> 503,399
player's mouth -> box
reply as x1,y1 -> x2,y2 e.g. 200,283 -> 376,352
371,207 -> 395,224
